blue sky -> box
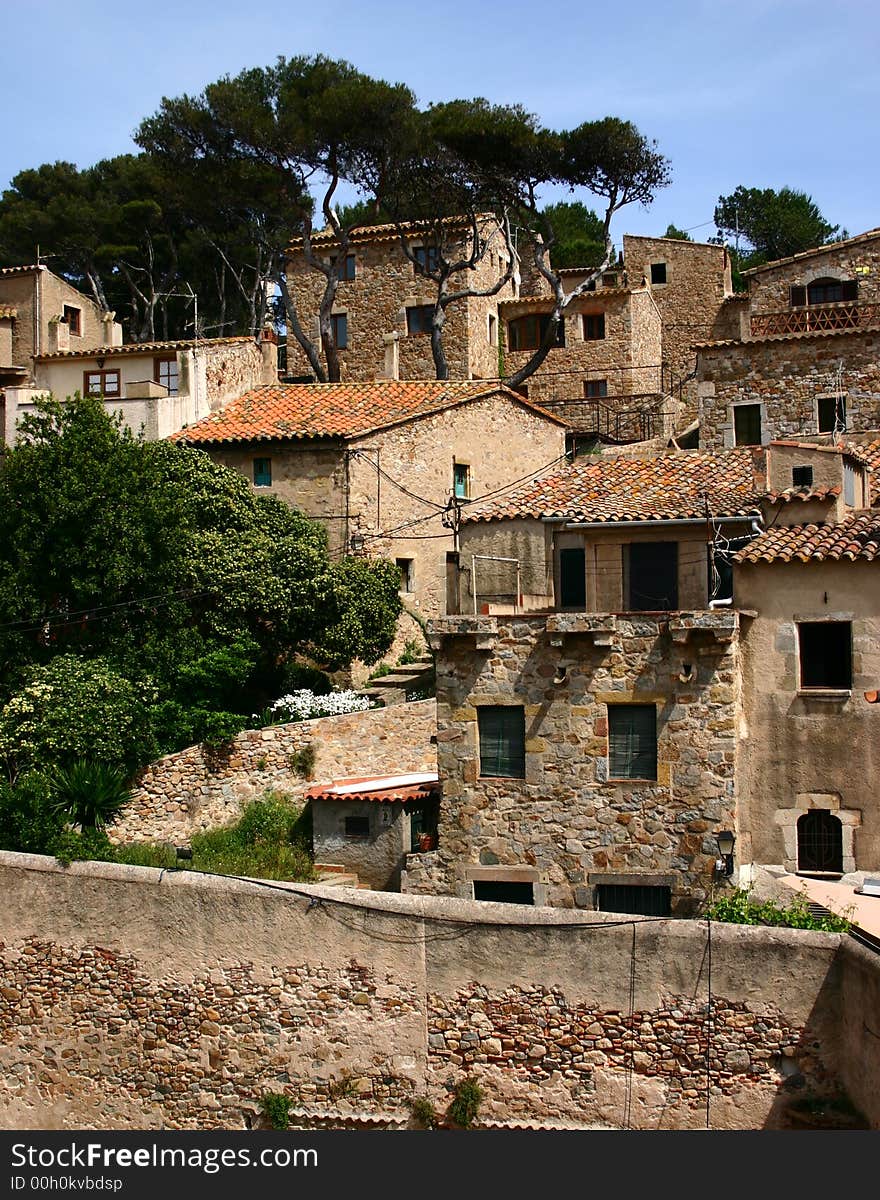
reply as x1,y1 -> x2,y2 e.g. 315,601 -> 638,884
4,0 -> 878,251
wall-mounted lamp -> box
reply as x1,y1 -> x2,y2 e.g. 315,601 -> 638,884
678,662 -> 694,683
176,846 -> 193,862
553,664 -> 568,685
96,355 -> 106,369
349,532 -> 366,553
714,830 -> 735,879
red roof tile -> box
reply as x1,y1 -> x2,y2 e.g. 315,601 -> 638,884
305,773 -> 440,804
0,304 -> 16,319
172,381 -> 567,444
35,335 -> 254,362
462,448 -> 766,525
765,484 -> 841,503
735,511 -> 880,564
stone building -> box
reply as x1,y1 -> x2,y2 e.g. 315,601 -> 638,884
697,228 -> 880,451
403,441 -> 879,914
173,379 -> 568,622
284,222 -> 738,447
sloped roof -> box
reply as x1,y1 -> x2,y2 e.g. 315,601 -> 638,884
0,264 -> 40,276
305,772 -> 440,804
461,448 -> 766,525
741,227 -> 880,276
287,213 -> 495,251
172,381 -> 568,445
734,510 -> 880,564
35,335 -> 254,362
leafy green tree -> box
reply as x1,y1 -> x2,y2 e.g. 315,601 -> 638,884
0,395 -> 401,765
0,772 -> 65,855
662,223 -> 692,241
714,186 -> 842,266
541,201 -> 606,267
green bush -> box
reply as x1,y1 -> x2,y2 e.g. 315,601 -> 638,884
280,663 -> 333,696
447,1077 -> 483,1129
48,760 -> 133,830
0,772 -> 65,854
49,827 -> 117,867
260,1092 -> 291,1130
705,888 -> 851,933
189,792 -> 315,882
410,1096 -> 437,1129
114,842 -> 178,868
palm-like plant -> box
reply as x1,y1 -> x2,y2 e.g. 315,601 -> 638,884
48,760 -> 133,830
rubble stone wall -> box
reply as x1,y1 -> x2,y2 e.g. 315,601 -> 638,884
0,852 -> 874,1131
112,700 -> 438,846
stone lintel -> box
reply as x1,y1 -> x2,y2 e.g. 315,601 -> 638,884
588,871 -> 679,887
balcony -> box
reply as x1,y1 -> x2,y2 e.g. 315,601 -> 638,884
750,301 -> 880,338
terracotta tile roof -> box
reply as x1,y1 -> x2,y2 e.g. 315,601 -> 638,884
462,448 -> 766,525
765,484 -> 841,504
735,510 -> 880,564
0,305 -> 16,319
172,380 -> 568,444
287,213 -> 493,251
741,227 -> 880,276
305,772 -> 440,804
499,288 -> 634,308
0,264 -> 40,276
695,324 -> 880,350
35,335 -> 254,362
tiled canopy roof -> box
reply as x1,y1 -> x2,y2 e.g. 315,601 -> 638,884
0,305 -> 17,319
462,448 -> 766,525
287,213 -> 493,251
35,335 -> 254,362
735,511 -> 880,564
172,381 -> 567,444
0,264 -> 39,276
305,773 -> 440,804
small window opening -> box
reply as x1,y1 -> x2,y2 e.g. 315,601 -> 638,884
453,461 -> 470,499
62,305 -> 82,335
733,403 -> 762,446
584,379 -> 608,399
344,815 -> 370,840
253,457 -> 272,488
607,704 -> 658,781
396,557 -> 414,592
798,621 -> 852,690
792,465 -> 814,489
473,880 -> 534,905
797,810 -> 843,874
817,395 -> 846,433
583,313 -> 606,340
650,262 -> 667,285
597,884 -> 671,916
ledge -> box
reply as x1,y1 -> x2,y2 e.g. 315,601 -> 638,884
667,610 -> 738,643
546,613 -> 618,646
427,615 -> 498,650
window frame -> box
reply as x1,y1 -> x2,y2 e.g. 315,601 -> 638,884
83,368 -> 120,398
253,456 -> 272,488
583,313 -> 606,341
406,304 -> 434,336
607,704 -> 658,782
329,312 -> 348,351
625,541 -> 678,611
732,402 -> 762,446
344,815 -> 371,841
453,461 -> 471,499
412,245 -> 440,275
507,313 -> 564,352
797,620 -> 853,692
477,705 -> 526,779
395,557 -> 414,593
584,379 -> 608,399
817,394 -> 846,434
153,354 -> 179,396
329,253 -> 356,280
650,262 -> 667,286
62,304 -> 82,336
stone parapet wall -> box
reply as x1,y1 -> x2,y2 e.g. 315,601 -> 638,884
697,330 -> 880,450
113,700 -> 438,846
0,853 -> 875,1130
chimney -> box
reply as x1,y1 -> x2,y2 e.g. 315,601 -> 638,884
47,318 -> 69,353
260,330 -> 279,384
383,331 -> 400,381
102,312 -> 122,347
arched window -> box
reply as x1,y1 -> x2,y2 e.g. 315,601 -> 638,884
789,277 -> 858,307
797,810 -> 843,873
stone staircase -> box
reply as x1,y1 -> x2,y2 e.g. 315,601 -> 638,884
314,864 -> 371,889
358,654 -> 435,707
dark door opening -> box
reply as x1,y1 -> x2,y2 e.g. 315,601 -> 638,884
558,547 -> 586,609
627,542 -> 678,610
797,810 -> 843,874
473,880 -> 535,905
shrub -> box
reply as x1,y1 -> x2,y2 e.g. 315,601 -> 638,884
189,792 -> 315,882
398,638 -> 424,666
49,827 -> 116,867
280,663 -> 333,696
47,760 -> 133,830
115,842 -> 177,869
255,689 -> 371,725
0,772 -> 65,854
260,1092 -> 291,1130
410,1096 -> 437,1129
288,745 -> 316,779
705,888 -> 851,933
447,1077 -> 483,1129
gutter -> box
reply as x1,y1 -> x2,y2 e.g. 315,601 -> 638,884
543,515 -> 759,530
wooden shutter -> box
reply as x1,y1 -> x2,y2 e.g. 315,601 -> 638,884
478,706 -> 526,778
789,285 -> 806,307
608,705 -> 657,779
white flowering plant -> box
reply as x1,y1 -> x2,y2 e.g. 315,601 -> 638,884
252,689 -> 372,726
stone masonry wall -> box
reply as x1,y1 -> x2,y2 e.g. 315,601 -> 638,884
421,612 -> 740,914
112,700 -> 438,846
200,339 -> 271,412
1,853 -> 875,1131
745,233 -> 880,314
697,329 -> 880,451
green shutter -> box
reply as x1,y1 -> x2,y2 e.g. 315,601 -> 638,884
478,706 -> 526,778
608,705 -> 657,780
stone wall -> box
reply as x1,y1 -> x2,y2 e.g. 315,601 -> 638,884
200,338 -> 273,412
421,612 -> 740,914
112,700 -> 438,846
744,232 -> 880,314
0,852 -> 875,1131
697,329 -> 880,450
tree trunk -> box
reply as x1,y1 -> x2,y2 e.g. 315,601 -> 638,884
277,272 -> 326,382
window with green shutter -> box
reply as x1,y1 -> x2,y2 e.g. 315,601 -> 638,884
478,706 -> 526,778
253,457 -> 272,487
608,705 -> 657,780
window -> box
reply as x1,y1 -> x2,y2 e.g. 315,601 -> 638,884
596,884 -> 670,916
558,547 -> 586,609
797,810 -> 843,873
608,704 -> 658,781
792,465 -> 814,489
344,815 -> 370,840
817,394 -> 845,433
507,313 -> 564,351
798,621 -> 852,690
473,881 -> 534,905
650,262 -> 667,285
488,313 -> 497,346
790,279 -> 858,306
406,304 -> 434,335
83,369 -> 120,397
329,253 -> 356,280
602,273 -> 618,287
62,305 -> 82,336
733,403 -> 762,446
253,457 -> 272,487
583,313 -> 606,340
477,705 -> 526,778
154,355 -> 179,395
709,548 -> 733,603
329,312 -> 348,350
413,245 -> 440,274
396,557 -> 414,592
453,461 -> 470,499
626,541 -> 678,610
584,379 -> 608,399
